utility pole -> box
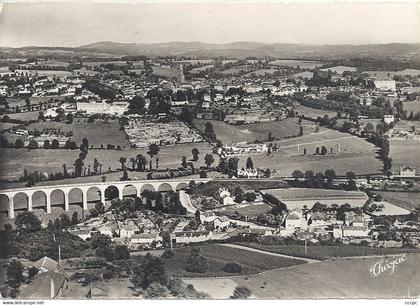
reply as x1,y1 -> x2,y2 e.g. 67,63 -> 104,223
304,238 -> 307,255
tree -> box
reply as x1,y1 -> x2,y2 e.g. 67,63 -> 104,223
43,140 -> 51,149
114,245 -> 130,260
223,262 -> 242,274
51,139 -> 60,149
122,169 -> 129,181
6,260 -> 24,289
346,171 -> 356,181
299,125 -> 304,136
145,282 -> 170,299
14,139 -> 24,149
59,213 -> 71,228
204,154 -> 215,168
320,146 -> 328,155
119,157 -> 127,170
136,153 -> 148,171
292,170 -> 304,180
74,157 -> 84,177
132,254 -> 167,289
185,247 -> 208,273
0,224 -> 13,258
95,202 -> 106,215
147,143 -> 160,158
15,211 -> 41,233
324,169 -> 336,186
71,211 -> 79,225
27,139 -> 38,150
231,286 -> 251,299
181,156 -> 188,169
246,157 -> 254,170
315,146 -> 320,154
204,122 -> 216,140
192,148 -> 200,161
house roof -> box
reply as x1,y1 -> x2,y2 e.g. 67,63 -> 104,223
33,256 -> 58,272
20,271 -> 66,299
287,213 -> 301,220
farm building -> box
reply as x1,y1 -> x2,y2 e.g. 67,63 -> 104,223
400,165 -> 416,177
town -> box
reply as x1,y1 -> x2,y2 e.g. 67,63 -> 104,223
1,5 -> 420,300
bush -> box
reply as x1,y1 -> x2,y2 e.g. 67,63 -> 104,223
231,286 -> 251,299
223,262 -> 242,274
161,249 -> 175,258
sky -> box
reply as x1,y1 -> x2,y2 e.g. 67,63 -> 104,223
0,1 -> 419,47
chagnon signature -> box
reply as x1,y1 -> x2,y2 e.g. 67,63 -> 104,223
369,254 -> 406,276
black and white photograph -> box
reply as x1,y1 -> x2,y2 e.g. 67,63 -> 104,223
0,0 -> 419,302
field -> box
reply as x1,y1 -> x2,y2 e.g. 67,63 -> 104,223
192,180 -> 287,197
294,102 -> 340,119
231,253 -> 420,298
375,191 -> 420,210
234,129 -> 382,176
261,188 -> 368,210
26,118 -> 131,149
237,242 -> 420,261
221,66 -> 253,75
151,65 -> 180,79
389,140 -> 420,172
268,59 -> 324,69
221,203 -> 272,217
243,69 -> 279,77
403,100 -> 420,113
320,66 -> 357,74
158,244 -> 305,277
193,118 -> 318,145
15,69 -> 72,77
189,65 -> 214,74
0,142 -> 216,181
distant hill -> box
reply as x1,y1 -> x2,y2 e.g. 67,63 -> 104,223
2,41 -> 420,60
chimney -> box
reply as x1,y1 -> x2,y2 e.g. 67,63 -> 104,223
50,277 -> 55,299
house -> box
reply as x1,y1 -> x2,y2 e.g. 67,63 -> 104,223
119,222 -> 138,239
20,271 -> 66,299
374,80 -> 396,91
33,256 -> 59,273
384,114 -> 395,124
284,210 -> 307,231
200,211 -> 217,223
130,233 -> 163,247
171,230 -> 213,244
308,212 -> 327,229
237,168 -> 259,179
400,165 -> 416,177
213,216 -> 231,230
342,226 -> 370,238
214,188 -> 235,205
68,228 -> 91,240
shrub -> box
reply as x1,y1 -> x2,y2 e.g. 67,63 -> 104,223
231,286 -> 251,299
223,262 -> 242,274
161,249 -> 174,258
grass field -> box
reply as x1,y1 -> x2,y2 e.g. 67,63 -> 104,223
192,180 -> 287,197
403,100 -> 420,113
158,244 -> 305,277
231,253 -> 420,298
390,140 -> 420,172
375,191 -> 420,210
234,129 -> 382,176
261,188 -> 368,210
243,69 -> 279,77
0,142 -> 216,181
189,65 -> 214,74
194,118 -> 318,145
221,203 -> 272,217
151,65 -> 180,79
27,118 -> 131,148
237,242 -> 420,261
294,102 -> 340,119
15,69 -> 73,77
268,59 -> 324,69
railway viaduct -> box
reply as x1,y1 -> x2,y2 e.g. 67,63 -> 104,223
0,178 -> 210,219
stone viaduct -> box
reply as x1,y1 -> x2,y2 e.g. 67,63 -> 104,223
0,178 -> 210,219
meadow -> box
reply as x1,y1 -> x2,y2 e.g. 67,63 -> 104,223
237,242 -> 420,261
221,203 -> 272,217
158,244 -> 305,277
0,142 -> 216,181
193,118 -> 318,145
375,191 -> 420,210
151,65 -> 180,79
232,253 -> 420,299
294,102 -> 340,119
390,140 -> 420,172
403,100 -> 420,113
268,59 -> 324,69
234,129 -> 382,176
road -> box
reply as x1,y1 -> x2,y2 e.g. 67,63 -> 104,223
179,190 -> 197,214
220,243 -> 321,264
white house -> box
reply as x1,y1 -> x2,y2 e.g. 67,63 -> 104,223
384,114 -> 395,124
213,216 -> 231,230
374,80 -> 396,91
130,233 -> 163,247
172,230 -> 213,244
400,165 -> 416,177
